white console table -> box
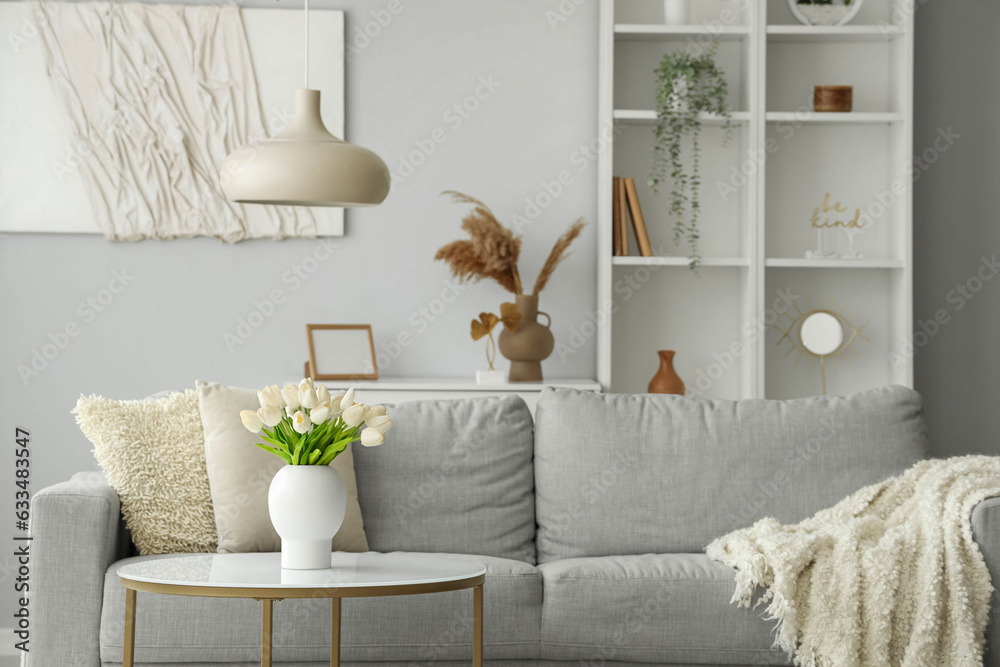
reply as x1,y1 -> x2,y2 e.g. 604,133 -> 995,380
342,378 -> 601,413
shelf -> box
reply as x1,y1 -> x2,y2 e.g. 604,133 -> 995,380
766,25 -> 905,42
765,258 -> 905,269
614,110 -> 751,125
614,256 -> 749,268
614,24 -> 750,41
765,111 -> 904,124
331,378 -> 602,393
612,257 -> 902,269
617,111 -> 901,125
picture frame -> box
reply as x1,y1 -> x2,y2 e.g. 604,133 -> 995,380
305,324 -> 379,381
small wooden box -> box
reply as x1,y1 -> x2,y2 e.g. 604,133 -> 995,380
814,85 -> 853,112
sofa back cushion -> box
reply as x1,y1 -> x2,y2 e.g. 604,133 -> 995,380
73,390 -> 217,555
351,395 -> 536,563
534,386 -> 929,562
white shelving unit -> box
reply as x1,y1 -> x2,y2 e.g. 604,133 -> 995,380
597,0 -> 913,400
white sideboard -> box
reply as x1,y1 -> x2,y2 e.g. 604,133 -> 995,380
340,378 -> 601,413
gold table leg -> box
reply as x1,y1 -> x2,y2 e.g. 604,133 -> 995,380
473,585 -> 483,667
123,588 -> 137,667
262,599 -> 274,667
331,597 -> 341,667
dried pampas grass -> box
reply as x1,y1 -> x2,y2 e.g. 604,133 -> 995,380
532,218 -> 585,295
435,191 -> 586,296
435,191 -> 523,294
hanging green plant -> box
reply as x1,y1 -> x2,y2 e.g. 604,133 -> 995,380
650,43 -> 732,270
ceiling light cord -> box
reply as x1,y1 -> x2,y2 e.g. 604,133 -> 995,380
304,0 -> 309,89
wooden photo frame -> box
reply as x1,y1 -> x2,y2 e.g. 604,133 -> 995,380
305,324 -> 378,381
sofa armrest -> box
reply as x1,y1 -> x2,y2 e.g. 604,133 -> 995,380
973,497 -> 1000,667
25,472 -> 130,667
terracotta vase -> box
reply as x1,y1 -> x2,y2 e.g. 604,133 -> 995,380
648,350 -> 685,395
498,294 -> 555,382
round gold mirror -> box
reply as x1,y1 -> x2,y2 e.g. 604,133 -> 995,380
799,312 -> 844,357
775,296 -> 870,395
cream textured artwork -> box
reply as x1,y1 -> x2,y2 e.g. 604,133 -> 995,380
36,3 -> 314,241
0,3 -> 346,240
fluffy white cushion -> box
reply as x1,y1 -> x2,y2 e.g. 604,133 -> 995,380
73,390 -> 217,555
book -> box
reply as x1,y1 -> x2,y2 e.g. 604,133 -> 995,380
617,177 -> 630,256
624,178 -> 654,257
612,176 -> 622,256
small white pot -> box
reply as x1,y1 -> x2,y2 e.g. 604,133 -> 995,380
668,76 -> 691,113
663,0 -> 690,25
268,465 -> 347,570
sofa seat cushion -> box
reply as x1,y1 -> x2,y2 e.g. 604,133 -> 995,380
539,554 -> 790,665
101,552 -> 541,663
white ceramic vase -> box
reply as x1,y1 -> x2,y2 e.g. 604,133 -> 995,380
663,0 -> 690,25
268,465 -> 347,570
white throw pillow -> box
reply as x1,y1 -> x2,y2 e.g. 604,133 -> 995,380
74,390 -> 217,555
196,380 -> 368,554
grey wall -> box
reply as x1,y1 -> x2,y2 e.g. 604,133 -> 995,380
1,0 -> 599,487
0,0 -> 599,620
913,0 -> 1000,458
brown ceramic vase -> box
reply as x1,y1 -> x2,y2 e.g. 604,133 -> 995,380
498,294 -> 555,382
647,350 -> 685,395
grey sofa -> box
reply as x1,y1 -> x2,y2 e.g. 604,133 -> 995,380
27,386 -> 1000,666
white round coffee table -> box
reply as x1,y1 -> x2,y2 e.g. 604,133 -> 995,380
118,552 -> 487,667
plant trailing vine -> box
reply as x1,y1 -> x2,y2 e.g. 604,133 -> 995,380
650,43 -> 732,270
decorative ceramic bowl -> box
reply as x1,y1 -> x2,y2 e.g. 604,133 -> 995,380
788,0 -> 864,26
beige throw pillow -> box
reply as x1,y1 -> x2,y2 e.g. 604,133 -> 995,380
73,390 -> 218,555
196,380 -> 368,553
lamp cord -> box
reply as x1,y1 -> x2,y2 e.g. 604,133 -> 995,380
304,0 -> 309,89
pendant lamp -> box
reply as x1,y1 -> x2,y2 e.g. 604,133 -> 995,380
221,0 -> 390,207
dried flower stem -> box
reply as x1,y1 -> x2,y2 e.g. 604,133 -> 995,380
532,218 -> 585,294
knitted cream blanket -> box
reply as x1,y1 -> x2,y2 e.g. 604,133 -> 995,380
707,456 -> 1000,667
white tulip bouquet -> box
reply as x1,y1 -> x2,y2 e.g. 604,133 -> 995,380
240,379 -> 393,465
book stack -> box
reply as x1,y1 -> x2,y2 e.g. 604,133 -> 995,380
612,177 -> 653,257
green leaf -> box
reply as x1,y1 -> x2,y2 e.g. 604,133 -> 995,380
285,425 -> 300,447
316,448 -> 340,466
259,434 -> 288,452
316,438 -> 351,466
276,420 -> 294,444
255,443 -> 292,464
299,439 -> 313,464
291,440 -> 305,465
